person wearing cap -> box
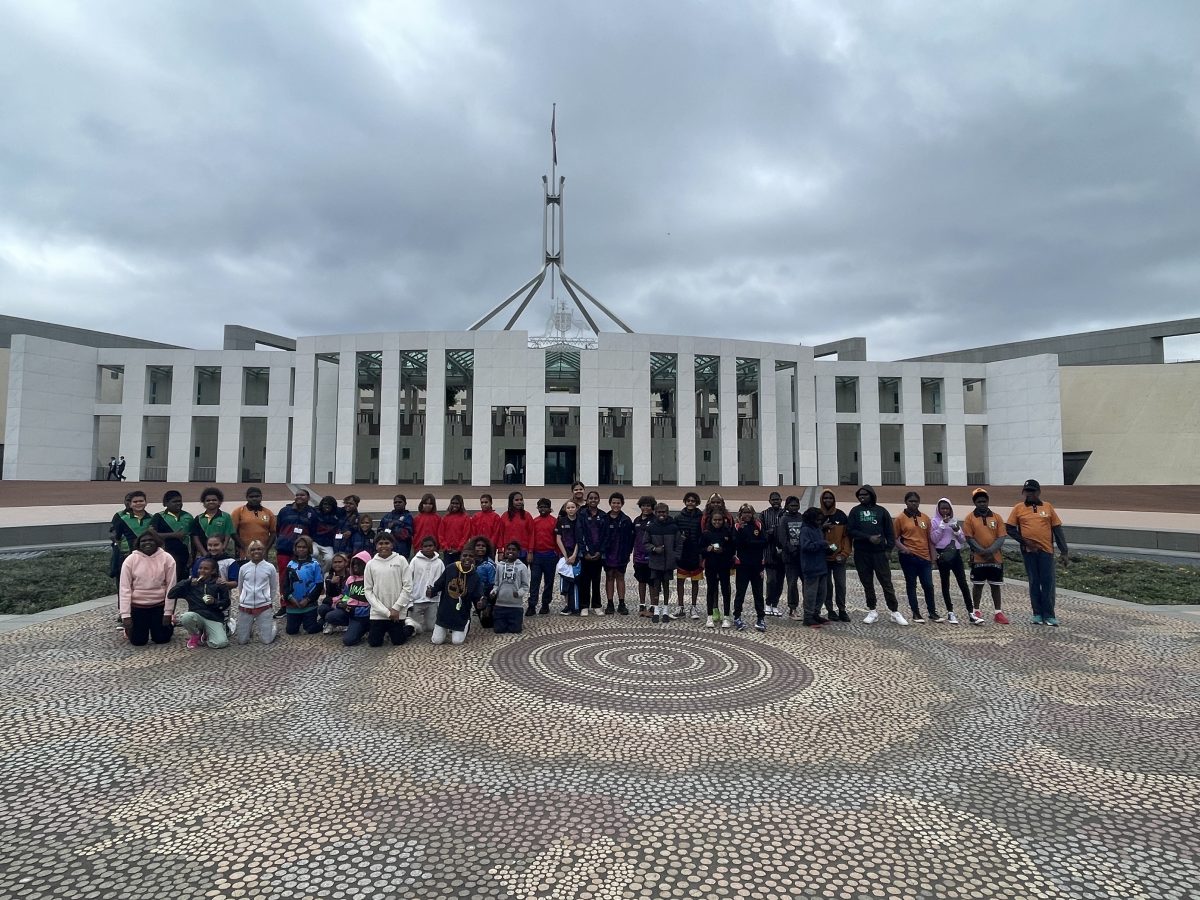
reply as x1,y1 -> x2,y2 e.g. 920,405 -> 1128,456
960,489 -> 1008,625
1006,479 -> 1069,626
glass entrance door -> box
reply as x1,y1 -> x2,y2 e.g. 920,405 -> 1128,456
544,446 -> 577,485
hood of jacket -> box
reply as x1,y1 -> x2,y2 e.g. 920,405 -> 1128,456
855,485 -> 877,506
354,550 -> 374,566
937,497 -> 954,518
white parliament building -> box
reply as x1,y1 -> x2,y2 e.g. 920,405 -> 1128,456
1,166 -> 1078,489
1,316 -> 1063,488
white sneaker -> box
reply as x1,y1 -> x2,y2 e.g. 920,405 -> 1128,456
969,611 -> 985,626
580,608 -> 589,617
594,606 -> 605,616
946,611 -> 959,624
322,623 -> 334,635
690,606 -> 701,620
890,611 -> 909,626
705,615 -> 715,628
863,610 -> 879,624
721,618 -> 731,629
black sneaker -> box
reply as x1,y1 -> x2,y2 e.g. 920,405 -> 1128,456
651,614 -> 660,624
539,604 -> 551,615
273,609 -> 287,619
837,610 -> 851,622
558,608 -> 573,616
928,612 -> 943,623
526,606 -> 537,617
813,615 -> 828,625
617,602 -> 629,616
911,612 -> 926,623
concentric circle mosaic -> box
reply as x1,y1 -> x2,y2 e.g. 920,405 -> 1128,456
1,573 -> 1198,900
490,629 -> 814,713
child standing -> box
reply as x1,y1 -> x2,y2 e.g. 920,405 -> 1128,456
527,498 -> 560,616
895,492 -> 940,623
674,492 -> 704,619
438,495 -> 472,565
701,509 -> 735,628
170,557 -> 231,649
554,500 -> 583,615
411,493 -> 441,555
600,492 -> 634,615
364,534 -> 414,647
930,498 -> 969,625
491,541 -> 531,633
732,504 -> 768,632
378,494 -> 414,559
646,503 -> 680,623
406,536 -> 445,635
631,496 -> 656,616
799,507 -> 830,627
578,491 -> 605,615
472,493 -> 504,548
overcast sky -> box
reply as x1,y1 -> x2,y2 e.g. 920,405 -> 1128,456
2,1 -> 1199,360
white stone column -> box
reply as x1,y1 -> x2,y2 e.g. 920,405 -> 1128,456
377,350 -> 401,485
719,354 -> 739,486
901,373 -> 925,485
290,351 -> 316,484
118,363 -> 149,483
815,369 -> 839,487
526,399 -> 546,486
859,369 -> 882,485
215,365 -> 243,482
794,357 -> 818,487
676,348 -> 696,486
264,363 -> 292,484
424,337 -> 447,485
333,351 -> 357,484
578,350 -> 599,486
944,372 -> 968,485
757,355 -> 779,486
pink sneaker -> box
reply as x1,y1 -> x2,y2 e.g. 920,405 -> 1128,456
186,633 -> 202,650
994,611 -> 1010,625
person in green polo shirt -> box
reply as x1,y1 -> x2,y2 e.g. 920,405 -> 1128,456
112,490 -> 156,560
191,486 -> 235,557
153,489 -> 195,580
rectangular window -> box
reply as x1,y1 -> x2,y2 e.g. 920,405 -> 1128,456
835,376 -> 858,414
195,367 -> 222,405
243,367 -> 270,405
545,348 -> 581,393
97,365 -> 124,403
963,378 -> 986,414
878,377 -> 901,414
921,378 -> 944,415
146,366 -> 173,405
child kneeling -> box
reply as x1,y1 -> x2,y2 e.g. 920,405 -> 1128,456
170,557 -> 231,649
428,554 -> 483,645
324,551 -> 372,646
491,541 -> 531,633
364,534 -> 414,647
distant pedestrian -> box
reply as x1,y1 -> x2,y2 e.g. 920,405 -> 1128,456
1006,479 -> 1070,626
117,456 -> 127,481
107,457 -> 118,481
504,460 -> 517,484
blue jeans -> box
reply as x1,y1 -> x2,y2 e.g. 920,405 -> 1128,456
1021,550 -> 1056,618
529,551 -> 558,611
898,554 -> 936,617
326,607 -> 371,646
285,608 -> 321,635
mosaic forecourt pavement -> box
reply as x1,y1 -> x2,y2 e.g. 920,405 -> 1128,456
1,578 -> 1197,900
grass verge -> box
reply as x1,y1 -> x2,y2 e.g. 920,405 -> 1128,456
1001,549 -> 1199,605
0,548 -> 115,615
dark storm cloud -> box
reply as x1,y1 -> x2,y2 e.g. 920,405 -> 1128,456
1,0 -> 1197,359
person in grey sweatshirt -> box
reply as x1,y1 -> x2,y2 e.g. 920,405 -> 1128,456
491,541 -> 532,633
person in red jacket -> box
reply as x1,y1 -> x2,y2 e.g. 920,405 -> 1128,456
498,491 -> 536,561
411,493 -> 441,557
527,497 -> 560,615
472,493 -> 504,548
438,495 -> 473,565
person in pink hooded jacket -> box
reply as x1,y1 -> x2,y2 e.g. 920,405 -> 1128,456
118,530 -> 178,645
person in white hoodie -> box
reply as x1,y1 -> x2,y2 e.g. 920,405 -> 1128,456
364,533 -> 414,647
406,535 -> 445,635
235,540 -> 279,644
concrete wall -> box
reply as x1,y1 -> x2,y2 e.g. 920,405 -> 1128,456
1061,364 -> 1200,484
3,335 -> 98,480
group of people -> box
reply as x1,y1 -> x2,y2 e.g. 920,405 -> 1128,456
110,478 -> 1069,650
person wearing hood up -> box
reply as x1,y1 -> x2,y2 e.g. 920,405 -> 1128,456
773,496 -> 805,618
406,535 -> 446,634
894,492 -> 941,623
960,488 -> 1009,625
798,507 -> 831,627
847,486 -> 907,626
322,551 -> 371,646
818,489 -> 851,622
930,498 -> 970,624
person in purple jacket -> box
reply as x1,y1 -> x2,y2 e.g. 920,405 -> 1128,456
600,492 -> 635,615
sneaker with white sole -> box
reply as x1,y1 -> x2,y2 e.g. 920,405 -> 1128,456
734,617 -> 746,631
690,606 -> 701,620
594,606 -> 605,616
755,618 -> 767,632
946,611 -> 958,624
322,623 -> 335,635
705,615 -> 715,628
890,611 -> 910,626
969,611 -> 985,626
721,618 -> 732,629
863,610 -> 879,624
580,608 -> 589,617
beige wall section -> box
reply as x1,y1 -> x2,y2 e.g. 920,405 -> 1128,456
1061,364 -> 1200,484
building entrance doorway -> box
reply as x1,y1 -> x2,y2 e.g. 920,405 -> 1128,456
598,449 -> 613,485
503,449 -> 526,484
545,446 -> 576,485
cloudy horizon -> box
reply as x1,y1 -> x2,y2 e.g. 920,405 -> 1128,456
2,1 -> 1199,360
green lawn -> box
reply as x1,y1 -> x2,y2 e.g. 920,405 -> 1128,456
0,548 -> 117,615
1001,549 -> 1200,605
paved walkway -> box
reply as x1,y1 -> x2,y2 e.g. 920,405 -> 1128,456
1,579 -> 1197,899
